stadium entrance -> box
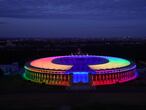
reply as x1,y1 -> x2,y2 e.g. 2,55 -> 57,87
72,72 -> 89,84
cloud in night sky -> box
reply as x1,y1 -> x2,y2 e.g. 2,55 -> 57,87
0,0 -> 146,38
0,0 -> 146,19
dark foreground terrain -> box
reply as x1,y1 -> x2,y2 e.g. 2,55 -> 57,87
0,68 -> 146,110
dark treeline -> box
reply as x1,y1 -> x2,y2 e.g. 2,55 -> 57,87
0,38 -> 146,66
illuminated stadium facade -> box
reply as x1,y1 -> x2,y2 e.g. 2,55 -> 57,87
24,55 -> 138,87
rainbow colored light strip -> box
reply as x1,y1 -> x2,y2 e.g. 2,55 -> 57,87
24,55 -> 138,87
89,56 -> 130,70
30,56 -> 72,70
30,56 -> 131,71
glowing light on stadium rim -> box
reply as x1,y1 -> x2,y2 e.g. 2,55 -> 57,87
89,56 -> 130,70
30,56 -> 72,70
23,55 -> 138,87
30,56 -> 131,70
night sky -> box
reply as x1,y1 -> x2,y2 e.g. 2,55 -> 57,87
0,0 -> 146,38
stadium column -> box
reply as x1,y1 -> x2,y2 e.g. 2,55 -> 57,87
47,74 -> 49,84
106,74 -> 108,84
88,73 -> 92,86
49,74 -> 52,84
115,74 -> 117,83
35,73 -> 37,82
70,73 -> 73,86
102,74 -> 105,84
91,74 -> 95,86
112,73 -> 114,83
56,74 -> 58,85
96,75 -> 98,85
117,73 -> 119,83
109,74 -> 112,84
98,74 -> 101,85
44,73 -> 47,84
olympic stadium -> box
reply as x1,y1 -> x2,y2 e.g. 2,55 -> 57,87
23,55 -> 138,87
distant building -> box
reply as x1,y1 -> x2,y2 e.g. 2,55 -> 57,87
0,62 -> 24,75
